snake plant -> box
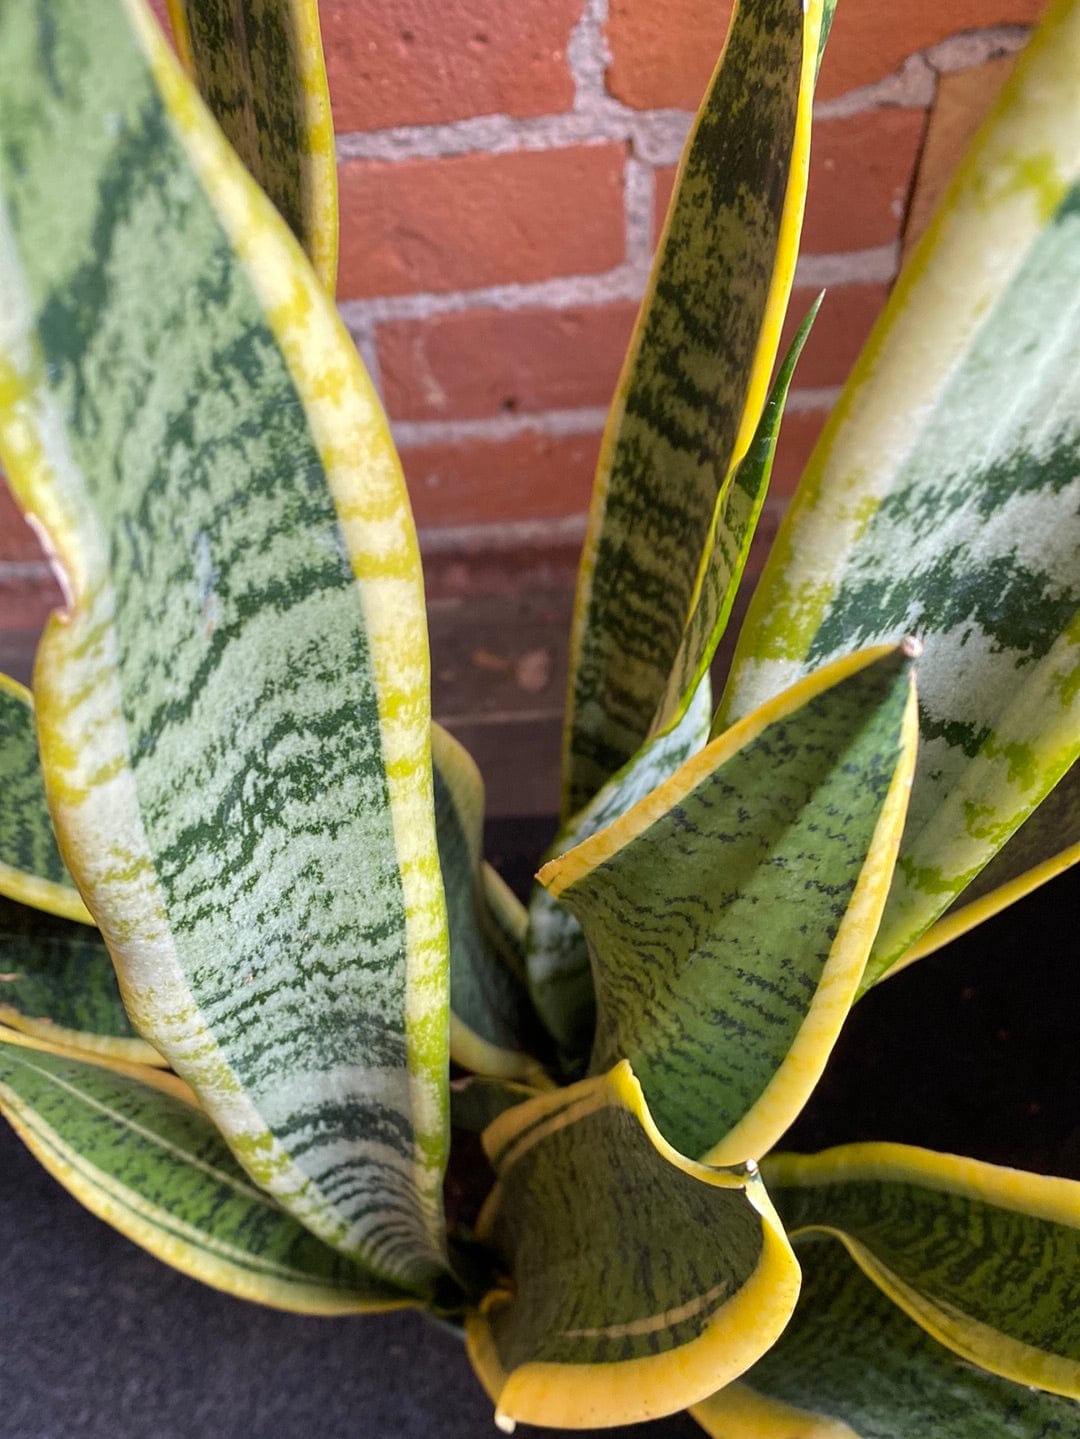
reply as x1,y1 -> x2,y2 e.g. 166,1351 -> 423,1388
0,0 -> 1078,1432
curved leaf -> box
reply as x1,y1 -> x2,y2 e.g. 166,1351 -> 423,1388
166,0 -> 337,289
720,0 -> 1080,983
0,0 -> 448,1293
431,723 -> 551,1086
0,1030 -> 415,1314
0,675 -> 91,924
765,1143 -> 1080,1398
541,646 -> 919,1164
562,0 -> 824,818
694,1239 -> 1080,1439
465,1060 -> 799,1432
0,892 -> 162,1067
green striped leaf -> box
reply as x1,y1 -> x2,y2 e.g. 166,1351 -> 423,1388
431,724 -> 551,1086
465,1060 -> 799,1432
765,1143 -> 1080,1398
541,645 -> 918,1164
526,676 -> 713,1066
693,1239 -> 1080,1439
719,0 -> 1080,984
562,0 -> 824,820
0,0 -> 448,1293
895,760 -> 1080,973
0,893 -> 162,1067
166,0 -> 337,289
0,675 -> 91,924
0,1030 -> 415,1314
651,297 -> 822,739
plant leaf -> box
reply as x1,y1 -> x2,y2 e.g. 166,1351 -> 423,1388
166,0 -> 337,289
719,0 -> 1080,984
893,760 -> 1080,974
465,1060 -> 800,1432
0,892 -> 163,1067
561,0 -> 824,820
541,645 -> 918,1164
525,675 -> 712,1066
0,674 -> 92,924
765,1143 -> 1080,1398
0,1030 -> 415,1314
693,1238 -> 1080,1439
431,723 -> 551,1086
0,0 -> 448,1293
651,296 -> 822,740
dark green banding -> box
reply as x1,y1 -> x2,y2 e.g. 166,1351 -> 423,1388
727,1239 -> 1080,1439
526,676 -> 712,1068
0,681 -> 79,901
554,650 -> 912,1161
479,1078 -> 766,1373
0,894 -> 139,1043
770,1153 -> 1080,1374
564,0 -> 813,817
0,1042 -> 411,1309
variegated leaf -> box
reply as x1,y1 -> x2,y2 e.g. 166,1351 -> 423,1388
541,646 -> 918,1164
0,674 -> 91,924
562,0 -> 823,819
0,892 -> 161,1067
0,0 -> 448,1294
166,0 -> 337,288
525,676 -> 712,1066
0,1030 -> 415,1314
693,1239 -> 1080,1439
765,1143 -> 1080,1398
465,1060 -> 799,1432
719,0 -> 1080,984
431,723 -> 551,1086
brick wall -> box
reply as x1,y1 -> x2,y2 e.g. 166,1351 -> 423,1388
0,0 -> 1039,810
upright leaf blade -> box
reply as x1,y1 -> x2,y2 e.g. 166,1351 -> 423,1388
562,0 -> 823,819
166,0 -> 338,289
0,1031 -> 415,1314
542,646 -> 919,1164
765,1143 -> 1080,1398
720,0 -> 1080,982
0,675 -> 91,924
694,1240 -> 1080,1439
0,0 -> 448,1293
465,1061 -> 800,1432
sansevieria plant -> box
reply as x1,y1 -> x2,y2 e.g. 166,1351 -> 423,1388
1,0 -> 1079,1432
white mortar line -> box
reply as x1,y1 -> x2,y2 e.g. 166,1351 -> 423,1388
392,407 -> 610,449
795,244 -> 899,286
924,25 -> 1030,73
814,54 -> 938,119
624,153 -> 658,267
785,386 -> 843,414
421,514 -> 589,555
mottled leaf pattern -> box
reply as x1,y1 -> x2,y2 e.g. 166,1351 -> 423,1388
0,1033 -> 415,1313
0,675 -> 91,923
542,647 -> 918,1164
466,1061 -> 799,1431
0,893 -> 161,1066
766,1144 -> 1080,1398
431,724 -> 551,1085
693,1241 -> 1080,1439
720,1 -> 1080,983
0,0 -> 448,1293
167,0 -> 337,287
526,676 -> 712,1066
562,0 -> 822,818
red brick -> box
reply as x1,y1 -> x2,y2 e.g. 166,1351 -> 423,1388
770,407 -> 830,498
402,430 -> 601,528
654,108 -> 923,255
338,146 -> 626,300
378,303 -> 639,422
804,110 -> 926,252
606,0 -> 1041,110
780,283 -> 889,390
321,0 -> 578,132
